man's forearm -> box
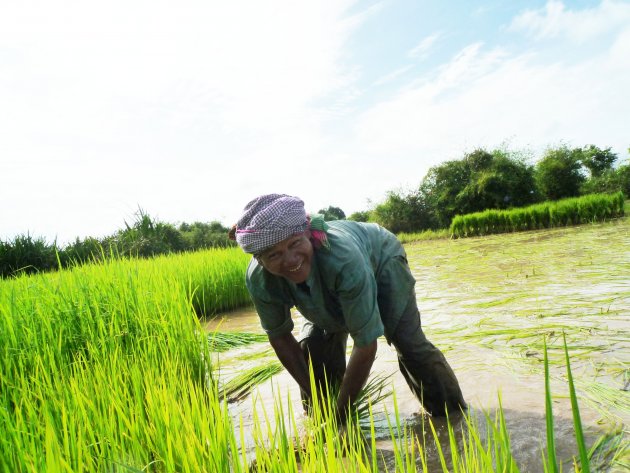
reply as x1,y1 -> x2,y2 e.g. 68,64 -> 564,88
336,339 -> 377,421
269,333 -> 312,396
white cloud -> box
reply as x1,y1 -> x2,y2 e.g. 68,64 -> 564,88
510,0 -> 630,43
346,19 -> 630,194
372,65 -> 413,86
0,1 -> 364,243
408,32 -> 441,58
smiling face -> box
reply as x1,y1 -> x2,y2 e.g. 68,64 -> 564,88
257,231 -> 313,283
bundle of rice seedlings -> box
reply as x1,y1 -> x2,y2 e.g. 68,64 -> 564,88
208,331 -> 268,352
353,373 -> 394,423
219,362 -> 284,403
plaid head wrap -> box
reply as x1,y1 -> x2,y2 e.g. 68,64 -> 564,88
235,194 -> 308,254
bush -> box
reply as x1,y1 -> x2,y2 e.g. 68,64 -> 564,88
369,189 -> 432,234
347,211 -> 370,222
0,234 -> 59,277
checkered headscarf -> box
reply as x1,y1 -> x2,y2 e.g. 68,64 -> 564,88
235,194 -> 308,254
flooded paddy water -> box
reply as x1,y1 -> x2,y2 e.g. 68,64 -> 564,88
206,218 -> 630,472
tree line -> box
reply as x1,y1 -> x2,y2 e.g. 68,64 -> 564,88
344,144 -> 629,233
0,211 -> 234,278
2,143 -> 628,278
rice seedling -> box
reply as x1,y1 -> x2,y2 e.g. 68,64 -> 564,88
544,337 -> 559,473
562,333 -> 590,473
572,378 -> 630,424
450,192 -> 625,238
354,373 -> 394,425
541,334 -> 594,472
587,428 -> 630,471
219,362 -> 284,403
234,347 -> 276,361
396,228 -> 450,244
209,331 -> 269,352
0,248 -> 253,471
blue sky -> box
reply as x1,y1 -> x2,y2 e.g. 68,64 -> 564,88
2,0 -> 629,244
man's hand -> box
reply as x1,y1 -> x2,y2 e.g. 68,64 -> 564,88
269,332 -> 311,397
335,339 -> 378,424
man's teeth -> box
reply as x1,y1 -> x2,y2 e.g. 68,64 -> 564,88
289,261 -> 303,272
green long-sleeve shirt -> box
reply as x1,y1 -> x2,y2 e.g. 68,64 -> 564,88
245,220 -> 415,347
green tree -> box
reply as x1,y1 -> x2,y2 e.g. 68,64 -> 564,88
421,158 -> 471,228
178,221 -> 233,249
471,151 -> 538,209
317,206 -> 346,221
581,161 -> 630,196
420,148 -> 537,227
370,189 -> 431,234
535,146 -> 586,200
580,145 -> 617,178
347,211 -> 370,222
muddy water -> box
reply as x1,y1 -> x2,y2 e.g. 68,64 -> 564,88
205,219 -> 630,472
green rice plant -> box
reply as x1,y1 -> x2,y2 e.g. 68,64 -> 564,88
353,373 -> 394,423
429,404 -> 520,473
450,192 -> 625,238
2,212 -> 627,472
543,337 -> 559,473
247,368 -> 379,472
587,428 -> 630,471
171,247 -> 252,315
0,248 -> 255,471
209,331 -> 269,352
219,362 -> 284,402
396,228 -> 449,244
449,215 -> 467,237
541,334 -> 609,473
572,379 -> 630,423
562,333 -> 590,473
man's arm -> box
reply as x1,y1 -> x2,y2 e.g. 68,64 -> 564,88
336,339 -> 377,423
268,332 -> 312,397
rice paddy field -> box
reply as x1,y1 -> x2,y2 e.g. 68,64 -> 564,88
1,217 -> 628,472
208,217 -> 630,472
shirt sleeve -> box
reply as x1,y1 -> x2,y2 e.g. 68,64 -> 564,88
251,295 -> 293,337
335,260 -> 384,347
246,263 -> 294,338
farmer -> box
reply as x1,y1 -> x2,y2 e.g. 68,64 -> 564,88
229,194 -> 466,424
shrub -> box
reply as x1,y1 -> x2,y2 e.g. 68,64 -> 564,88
0,234 -> 59,277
